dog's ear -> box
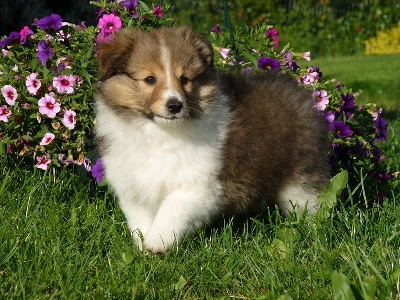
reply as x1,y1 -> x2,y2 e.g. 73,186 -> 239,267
96,28 -> 139,81
178,26 -> 214,67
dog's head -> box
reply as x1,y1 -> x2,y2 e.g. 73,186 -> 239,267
96,26 -> 219,123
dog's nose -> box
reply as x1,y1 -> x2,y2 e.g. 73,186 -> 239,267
166,98 -> 183,114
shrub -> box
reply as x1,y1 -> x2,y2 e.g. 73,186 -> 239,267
0,0 -> 395,203
365,21 -> 400,55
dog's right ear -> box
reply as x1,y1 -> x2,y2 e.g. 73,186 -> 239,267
96,28 -> 139,81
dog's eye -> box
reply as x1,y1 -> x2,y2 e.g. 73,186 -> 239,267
180,76 -> 189,86
144,76 -> 156,85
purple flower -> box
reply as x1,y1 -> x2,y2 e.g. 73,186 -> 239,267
258,57 -> 280,71
36,14 -> 63,31
312,90 -> 330,111
37,40 -> 53,66
340,93 -> 355,118
308,66 -> 322,78
376,170 -> 390,182
19,26 -> 34,45
210,24 -> 220,34
329,121 -> 352,138
0,31 -> 20,47
91,158 -> 104,184
122,0 -> 139,18
374,116 -> 388,142
325,111 -> 335,123
336,81 -> 345,91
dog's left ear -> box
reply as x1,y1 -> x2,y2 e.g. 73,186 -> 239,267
179,26 -> 214,67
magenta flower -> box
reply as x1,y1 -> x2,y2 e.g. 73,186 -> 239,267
37,40 -> 53,66
1,85 -> 18,106
266,28 -> 279,48
53,75 -> 75,94
40,132 -> 55,146
312,90 -> 330,111
36,14 -> 63,31
210,24 -> 221,34
0,105 -> 12,122
25,73 -> 42,95
152,5 -> 163,18
329,121 -> 352,138
98,14 -> 122,35
62,109 -> 77,130
19,26 -> 34,45
35,155 -> 52,170
91,158 -> 104,184
122,0 -> 139,18
0,31 -> 20,47
38,92 -> 60,118
258,57 -> 280,71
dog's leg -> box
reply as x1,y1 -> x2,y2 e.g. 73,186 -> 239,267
143,188 -> 219,253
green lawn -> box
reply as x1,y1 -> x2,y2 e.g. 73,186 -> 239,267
1,54 -> 400,299
299,54 -> 400,109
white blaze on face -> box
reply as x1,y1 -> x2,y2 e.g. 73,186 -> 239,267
160,40 -> 183,103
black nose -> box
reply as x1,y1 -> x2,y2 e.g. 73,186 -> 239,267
166,98 -> 183,114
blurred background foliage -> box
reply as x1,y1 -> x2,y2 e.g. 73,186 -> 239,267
1,0 -> 399,57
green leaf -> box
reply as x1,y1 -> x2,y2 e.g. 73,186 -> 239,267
120,251 -> 134,266
318,170 -> 348,221
331,271 -> 356,300
174,275 -> 187,292
138,1 -> 150,11
276,293 -> 294,300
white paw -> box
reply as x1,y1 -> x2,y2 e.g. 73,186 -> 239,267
144,229 -> 176,254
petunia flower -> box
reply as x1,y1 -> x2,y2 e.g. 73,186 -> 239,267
218,48 -> 230,59
19,26 -> 34,45
122,0 -> 139,18
35,155 -> 52,170
0,31 -> 20,47
91,158 -> 104,184
302,52 -> 311,61
265,28 -> 279,48
257,57 -> 280,71
53,75 -> 75,94
312,90 -> 330,111
152,5 -> 163,18
36,14 -> 63,31
40,132 -> 55,146
374,116 -> 388,142
1,85 -> 18,105
62,109 -> 77,130
98,14 -> 122,35
37,40 -> 53,66
25,73 -> 41,95
0,105 -> 12,122
325,111 -> 335,123
210,24 -> 220,34
38,92 -> 60,118
340,93 -> 355,118
329,121 -> 352,138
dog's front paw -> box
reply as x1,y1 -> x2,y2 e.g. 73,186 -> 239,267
144,229 -> 176,254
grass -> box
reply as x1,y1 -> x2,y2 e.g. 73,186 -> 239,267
299,54 -> 400,109
1,54 -> 400,299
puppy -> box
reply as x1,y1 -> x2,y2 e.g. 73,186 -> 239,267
95,26 -> 330,253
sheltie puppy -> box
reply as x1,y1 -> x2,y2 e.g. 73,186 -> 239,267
95,26 -> 330,253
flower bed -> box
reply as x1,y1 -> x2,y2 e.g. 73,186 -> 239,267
0,0 -> 395,203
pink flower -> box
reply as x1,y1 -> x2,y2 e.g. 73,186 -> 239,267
218,48 -> 230,59
53,75 -> 75,94
40,132 -> 55,146
0,105 -> 12,122
38,92 -> 61,118
300,72 -> 319,85
266,28 -> 279,48
62,109 -> 76,130
152,5 -> 163,18
26,73 -> 42,95
1,85 -> 18,105
35,155 -> 51,170
312,90 -> 330,111
2,49 -> 11,57
302,52 -> 311,61
98,14 -> 122,34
